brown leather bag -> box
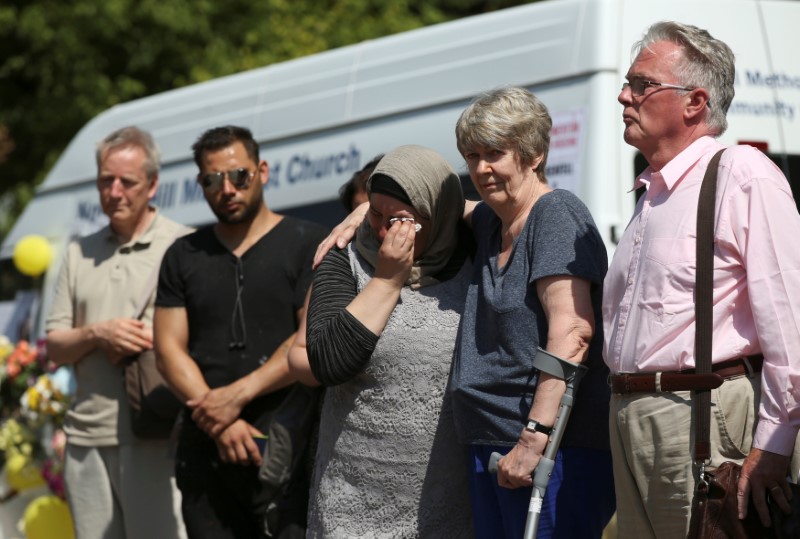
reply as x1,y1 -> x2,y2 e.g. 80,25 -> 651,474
688,460 -> 800,539
125,349 -> 182,438
123,225 -> 188,439
687,150 -> 800,538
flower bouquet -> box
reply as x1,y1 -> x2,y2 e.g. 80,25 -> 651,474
0,337 -> 49,420
20,374 -> 68,428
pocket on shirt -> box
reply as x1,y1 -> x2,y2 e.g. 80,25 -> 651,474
639,238 -> 696,323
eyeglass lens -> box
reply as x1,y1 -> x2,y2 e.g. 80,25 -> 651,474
622,78 -> 695,97
622,79 -> 647,95
201,168 -> 252,191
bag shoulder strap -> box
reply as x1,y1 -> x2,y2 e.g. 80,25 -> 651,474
133,224 -> 193,320
693,148 -> 726,463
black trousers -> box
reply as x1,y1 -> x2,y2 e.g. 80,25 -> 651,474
175,428 -> 270,539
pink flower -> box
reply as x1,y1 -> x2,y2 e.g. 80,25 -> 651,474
51,429 -> 67,461
6,359 -> 21,378
41,458 -> 66,499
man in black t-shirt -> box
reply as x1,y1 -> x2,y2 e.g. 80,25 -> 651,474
154,126 -> 327,539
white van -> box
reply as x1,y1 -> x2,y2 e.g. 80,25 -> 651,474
2,0 -> 799,335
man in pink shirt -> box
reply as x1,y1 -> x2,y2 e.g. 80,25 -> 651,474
604,21 -> 800,537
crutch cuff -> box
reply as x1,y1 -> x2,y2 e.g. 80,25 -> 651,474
532,347 -> 588,385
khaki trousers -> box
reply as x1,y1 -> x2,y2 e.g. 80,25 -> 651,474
65,441 -> 186,539
609,375 -> 759,539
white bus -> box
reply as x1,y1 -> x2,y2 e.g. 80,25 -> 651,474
2,0 -> 798,336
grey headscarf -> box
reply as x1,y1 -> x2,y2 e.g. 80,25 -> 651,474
355,145 -> 465,290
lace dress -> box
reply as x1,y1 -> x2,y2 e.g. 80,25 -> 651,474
306,246 -> 473,538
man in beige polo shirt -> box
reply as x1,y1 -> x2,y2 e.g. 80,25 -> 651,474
46,126 -> 186,539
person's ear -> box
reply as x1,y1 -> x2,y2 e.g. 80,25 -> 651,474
530,154 -> 545,174
147,174 -> 159,200
685,88 -> 711,122
259,160 -> 270,187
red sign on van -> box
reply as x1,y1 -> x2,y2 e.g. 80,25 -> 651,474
738,140 -> 769,153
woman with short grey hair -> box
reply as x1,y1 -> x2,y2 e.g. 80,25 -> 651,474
449,86 -> 615,538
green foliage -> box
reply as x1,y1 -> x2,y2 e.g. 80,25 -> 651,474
0,0 -> 533,241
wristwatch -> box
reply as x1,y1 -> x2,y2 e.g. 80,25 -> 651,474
524,419 -> 553,436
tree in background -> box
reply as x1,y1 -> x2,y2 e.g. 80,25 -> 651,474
0,0 -> 531,240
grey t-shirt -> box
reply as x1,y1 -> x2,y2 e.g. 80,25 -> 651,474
449,190 -> 611,449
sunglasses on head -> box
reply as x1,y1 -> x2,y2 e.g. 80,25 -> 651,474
200,168 -> 256,192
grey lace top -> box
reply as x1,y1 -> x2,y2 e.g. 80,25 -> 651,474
305,243 -> 474,538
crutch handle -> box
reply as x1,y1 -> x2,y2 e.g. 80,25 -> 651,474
481,349 -> 586,539
488,451 -> 502,474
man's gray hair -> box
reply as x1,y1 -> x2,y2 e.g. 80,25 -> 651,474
634,21 -> 735,135
96,126 -> 160,181
455,86 -> 552,178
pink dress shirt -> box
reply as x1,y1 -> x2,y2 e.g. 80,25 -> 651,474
603,136 -> 800,455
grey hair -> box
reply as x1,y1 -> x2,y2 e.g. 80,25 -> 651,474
634,21 -> 735,135
455,86 -> 552,180
96,126 -> 160,181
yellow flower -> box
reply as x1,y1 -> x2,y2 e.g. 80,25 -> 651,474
0,335 -> 13,362
0,419 -> 37,456
27,387 -> 42,411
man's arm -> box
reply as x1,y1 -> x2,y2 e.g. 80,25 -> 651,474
46,239 -> 152,366
155,305 -> 265,466
187,331 -> 297,437
730,155 -> 800,525
48,318 -> 153,366
738,448 -> 792,525
188,243 -> 316,436
497,275 -> 594,489
153,306 -> 210,402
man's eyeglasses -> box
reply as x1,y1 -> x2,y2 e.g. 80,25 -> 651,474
97,176 -> 142,190
200,168 -> 256,192
622,78 -> 695,97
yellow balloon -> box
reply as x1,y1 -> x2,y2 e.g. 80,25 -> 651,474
23,495 -> 75,539
5,453 -> 45,492
12,235 -> 52,277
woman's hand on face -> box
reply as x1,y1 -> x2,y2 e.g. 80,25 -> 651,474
374,219 -> 415,286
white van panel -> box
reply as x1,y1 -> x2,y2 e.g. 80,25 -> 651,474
3,0 -> 799,262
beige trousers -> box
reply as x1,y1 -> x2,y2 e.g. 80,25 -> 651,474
609,374 -> 759,539
65,441 -> 187,539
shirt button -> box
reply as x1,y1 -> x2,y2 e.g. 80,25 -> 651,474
634,235 -> 641,244
627,278 -> 634,286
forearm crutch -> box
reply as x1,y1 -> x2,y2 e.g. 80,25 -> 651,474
489,347 -> 588,539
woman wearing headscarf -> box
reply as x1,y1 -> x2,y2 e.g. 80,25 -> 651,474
293,145 -> 474,537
